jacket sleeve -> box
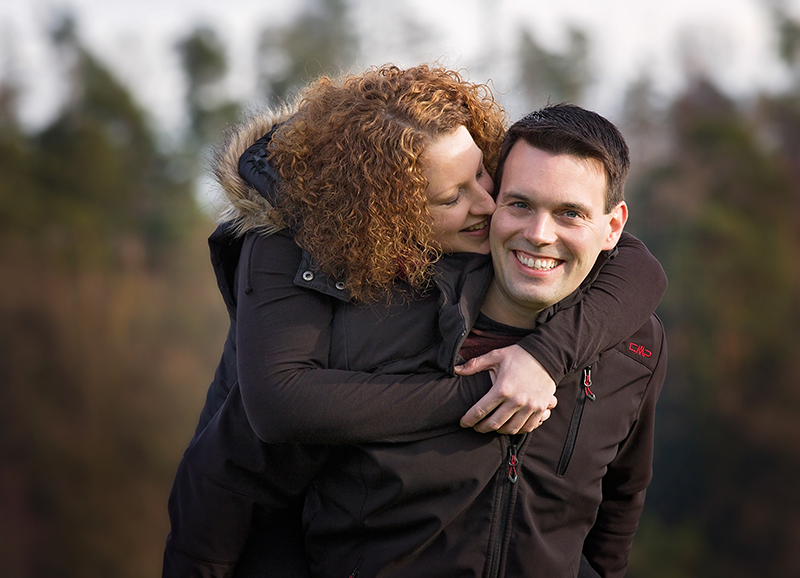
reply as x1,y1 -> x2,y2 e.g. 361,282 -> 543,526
515,232 -> 667,384
236,230 -> 493,444
581,322 -> 668,577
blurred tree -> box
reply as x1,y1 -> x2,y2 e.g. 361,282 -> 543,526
14,15 -> 200,266
515,26 -> 591,110
768,0 -> 800,87
619,72 -> 672,186
256,0 -> 358,100
0,13 -> 228,578
627,75 -> 800,578
0,73 -> 21,131
0,73 -> 31,232
176,26 -> 241,148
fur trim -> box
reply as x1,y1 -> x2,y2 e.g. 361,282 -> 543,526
210,103 -> 298,236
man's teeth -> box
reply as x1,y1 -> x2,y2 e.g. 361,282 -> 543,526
515,252 -> 558,270
464,220 -> 487,232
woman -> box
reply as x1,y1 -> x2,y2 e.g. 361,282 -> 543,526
164,64 -> 666,576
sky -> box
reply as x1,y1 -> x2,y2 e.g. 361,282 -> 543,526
2,0 -> 799,135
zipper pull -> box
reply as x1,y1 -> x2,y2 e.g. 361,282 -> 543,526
507,443 -> 519,483
349,566 -> 359,578
583,366 -> 596,401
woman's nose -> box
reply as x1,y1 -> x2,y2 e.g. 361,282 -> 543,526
471,185 -> 496,216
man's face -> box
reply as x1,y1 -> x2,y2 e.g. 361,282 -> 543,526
483,141 -> 627,328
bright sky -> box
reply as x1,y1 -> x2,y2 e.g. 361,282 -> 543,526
2,0 -> 799,134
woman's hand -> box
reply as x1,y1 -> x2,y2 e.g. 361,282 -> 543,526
454,344 -> 557,434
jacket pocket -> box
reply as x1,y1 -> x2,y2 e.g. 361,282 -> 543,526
557,366 -> 595,477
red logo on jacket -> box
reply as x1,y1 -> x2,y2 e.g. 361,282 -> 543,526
629,342 -> 652,358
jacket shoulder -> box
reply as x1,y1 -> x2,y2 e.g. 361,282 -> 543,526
613,314 -> 665,372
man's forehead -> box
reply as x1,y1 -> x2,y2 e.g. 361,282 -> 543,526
498,145 -> 607,210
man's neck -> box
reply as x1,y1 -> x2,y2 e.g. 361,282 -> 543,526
459,313 -> 531,361
480,280 -> 541,330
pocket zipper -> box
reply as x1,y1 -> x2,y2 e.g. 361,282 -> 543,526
557,366 -> 595,477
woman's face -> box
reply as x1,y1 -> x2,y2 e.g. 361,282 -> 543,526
423,125 -> 496,254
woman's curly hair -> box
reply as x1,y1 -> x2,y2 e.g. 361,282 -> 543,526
268,63 -> 507,302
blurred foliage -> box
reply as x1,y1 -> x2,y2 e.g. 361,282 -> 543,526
0,14 -> 228,578
1,15 -> 199,267
256,0 -> 357,100
624,74 -> 800,578
516,26 -> 591,108
1,2 -> 800,577
176,26 -> 241,149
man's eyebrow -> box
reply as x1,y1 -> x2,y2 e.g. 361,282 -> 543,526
561,201 -> 592,214
500,192 -> 593,215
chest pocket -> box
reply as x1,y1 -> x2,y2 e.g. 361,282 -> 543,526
328,290 -> 442,372
557,366 -> 595,477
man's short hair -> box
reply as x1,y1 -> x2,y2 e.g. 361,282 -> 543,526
495,103 -> 630,213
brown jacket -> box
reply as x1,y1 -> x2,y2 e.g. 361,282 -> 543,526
285,237 -> 668,578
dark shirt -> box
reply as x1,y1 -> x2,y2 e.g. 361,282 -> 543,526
459,312 -> 531,360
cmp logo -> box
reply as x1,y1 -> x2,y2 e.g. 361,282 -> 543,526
629,342 -> 652,358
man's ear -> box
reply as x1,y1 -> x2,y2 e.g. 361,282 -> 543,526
601,201 -> 628,250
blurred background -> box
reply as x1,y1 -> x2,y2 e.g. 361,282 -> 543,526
1,0 -> 799,577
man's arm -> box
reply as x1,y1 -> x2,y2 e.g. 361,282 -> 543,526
582,320 -> 668,577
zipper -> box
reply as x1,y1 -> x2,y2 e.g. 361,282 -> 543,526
507,442 -> 519,484
557,366 -> 595,477
488,436 -> 523,578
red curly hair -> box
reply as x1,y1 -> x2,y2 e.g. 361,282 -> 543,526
268,64 -> 507,302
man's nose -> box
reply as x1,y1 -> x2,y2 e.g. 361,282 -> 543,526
524,213 -> 556,246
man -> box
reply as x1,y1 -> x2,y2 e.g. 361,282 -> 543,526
164,103 -> 666,578
458,105 -> 667,577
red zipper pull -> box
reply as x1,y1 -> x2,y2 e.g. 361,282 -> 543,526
507,444 -> 519,483
583,367 -> 596,401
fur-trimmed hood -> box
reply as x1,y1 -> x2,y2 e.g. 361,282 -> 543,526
210,104 -> 298,236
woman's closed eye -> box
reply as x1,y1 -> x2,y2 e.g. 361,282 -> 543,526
441,192 -> 462,206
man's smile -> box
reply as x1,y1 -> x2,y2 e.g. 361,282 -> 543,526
514,251 -> 560,271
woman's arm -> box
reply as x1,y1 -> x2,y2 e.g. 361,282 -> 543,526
236,230 -> 493,445
237,139 -> 667,441
457,232 -> 667,434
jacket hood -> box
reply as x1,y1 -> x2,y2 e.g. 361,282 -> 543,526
210,104 -> 298,236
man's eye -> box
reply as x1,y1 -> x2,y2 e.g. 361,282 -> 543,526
564,210 -> 580,219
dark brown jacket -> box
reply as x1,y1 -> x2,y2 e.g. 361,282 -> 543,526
290,240 -> 667,578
